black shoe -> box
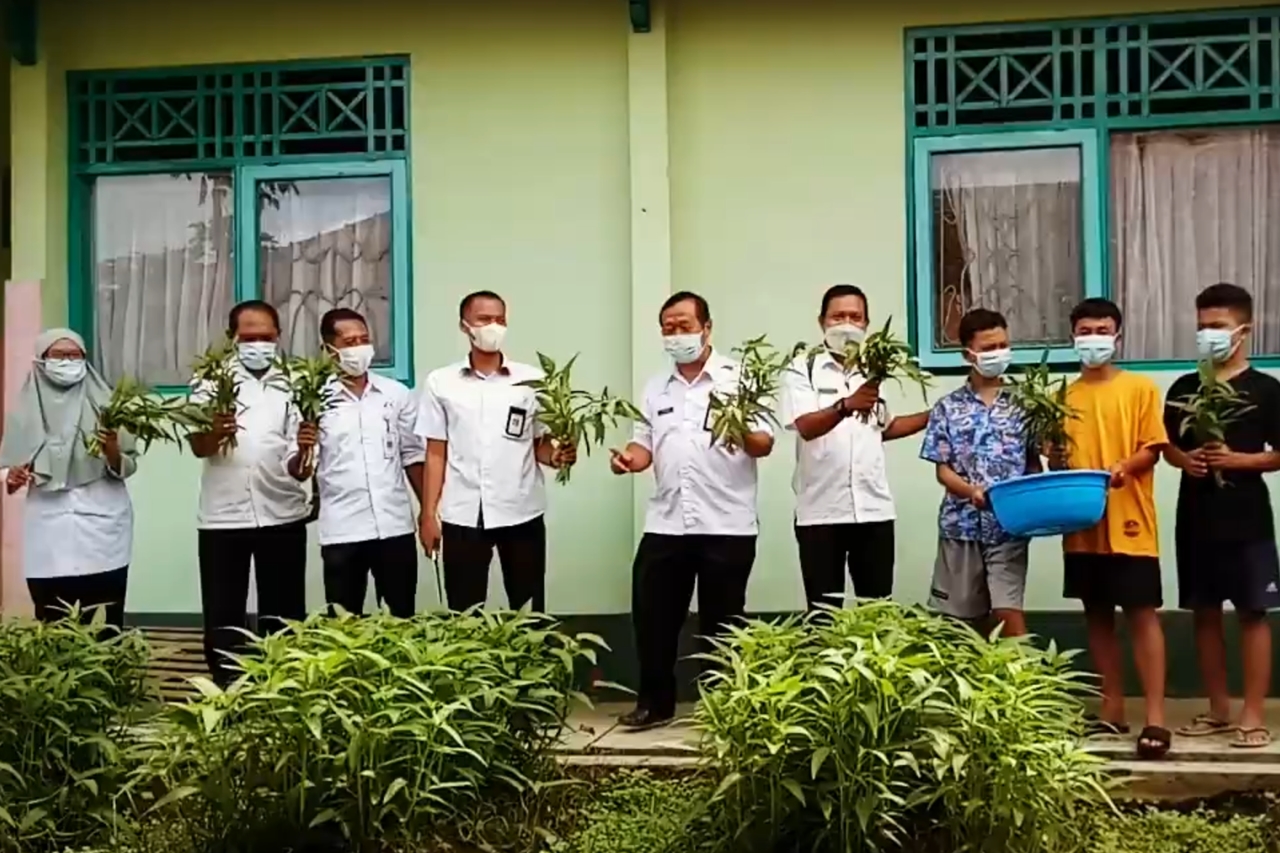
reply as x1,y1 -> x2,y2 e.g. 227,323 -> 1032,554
618,706 -> 675,731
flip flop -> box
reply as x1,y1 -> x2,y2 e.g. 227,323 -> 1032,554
1085,717 -> 1131,737
1230,727 -> 1272,749
1136,725 -> 1172,760
1177,714 -> 1238,737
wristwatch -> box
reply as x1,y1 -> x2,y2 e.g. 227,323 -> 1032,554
832,398 -> 849,419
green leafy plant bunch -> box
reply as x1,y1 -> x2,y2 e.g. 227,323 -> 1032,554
273,351 -> 343,471
519,353 -> 646,484
128,610 -> 607,852
1167,361 -> 1257,487
189,335 -> 242,454
1008,351 -> 1078,458
694,602 -> 1106,853
84,376 -> 213,459
797,317 -> 932,423
0,609 -> 150,853
707,336 -> 798,452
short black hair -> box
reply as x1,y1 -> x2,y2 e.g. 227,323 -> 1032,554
1069,297 -> 1123,331
820,284 -> 868,319
958,307 -> 1008,347
228,300 -> 280,335
1196,282 -> 1253,321
320,307 -> 368,344
459,290 -> 506,319
659,291 -> 711,325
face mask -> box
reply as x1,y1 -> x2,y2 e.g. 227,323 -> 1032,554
663,333 -> 705,365
41,358 -> 87,387
824,323 -> 866,351
971,348 -> 1013,379
466,322 -> 507,354
1196,327 -> 1242,363
237,341 -> 277,371
337,344 -> 375,377
1073,335 -> 1116,368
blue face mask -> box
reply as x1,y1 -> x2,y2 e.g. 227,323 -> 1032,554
970,348 -> 1012,379
237,341 -> 277,372
1196,327 -> 1242,363
1074,335 -> 1116,368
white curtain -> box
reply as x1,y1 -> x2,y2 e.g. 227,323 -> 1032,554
93,174 -> 233,386
1112,128 -> 1280,360
935,149 -> 1082,346
259,178 -> 393,361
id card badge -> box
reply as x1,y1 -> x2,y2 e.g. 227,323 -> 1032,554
505,406 -> 528,440
701,401 -> 713,432
383,412 -> 397,460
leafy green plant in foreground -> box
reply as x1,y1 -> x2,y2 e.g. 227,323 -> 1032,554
519,353 -> 646,484
0,609 -> 150,853
129,609 -> 607,852
694,602 -> 1106,853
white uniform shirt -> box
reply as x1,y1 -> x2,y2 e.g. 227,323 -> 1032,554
634,351 -> 771,537
416,358 -> 548,530
193,365 -> 310,530
287,374 -> 425,546
23,476 -> 133,579
780,351 -> 896,526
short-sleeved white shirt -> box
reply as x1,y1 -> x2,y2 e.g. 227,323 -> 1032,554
633,351 -> 771,537
779,351 -> 895,526
415,358 -> 548,530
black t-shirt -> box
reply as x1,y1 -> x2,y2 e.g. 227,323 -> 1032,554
1164,367 -> 1280,544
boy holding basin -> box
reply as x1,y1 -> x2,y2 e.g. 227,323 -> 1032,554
1050,297 -> 1169,760
920,308 -> 1038,636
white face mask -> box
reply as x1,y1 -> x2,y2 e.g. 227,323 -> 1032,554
971,348 -> 1013,379
1073,335 -> 1117,368
663,333 -> 705,365
466,322 -> 507,354
823,323 -> 866,351
41,358 -> 87,387
237,341 -> 277,371
337,343 -> 375,377
1196,327 -> 1243,363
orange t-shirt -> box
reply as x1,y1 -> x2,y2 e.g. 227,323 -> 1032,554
1062,371 -> 1167,557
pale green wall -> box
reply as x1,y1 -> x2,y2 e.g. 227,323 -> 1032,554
12,0 -> 1278,616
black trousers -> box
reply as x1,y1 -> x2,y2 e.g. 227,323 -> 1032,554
441,514 -> 546,611
631,533 -> 756,715
27,566 -> 129,632
197,521 -> 308,686
321,534 -> 418,617
795,520 -> 896,610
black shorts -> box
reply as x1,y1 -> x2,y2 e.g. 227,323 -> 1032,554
794,520 -> 894,609
1176,538 -> 1280,613
1062,552 -> 1163,609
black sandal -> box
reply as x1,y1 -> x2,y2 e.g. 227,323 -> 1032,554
1136,725 -> 1172,760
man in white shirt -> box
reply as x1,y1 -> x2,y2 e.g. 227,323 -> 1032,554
188,300 -> 310,686
287,308 -> 425,617
610,291 -> 773,731
416,290 -> 575,612
780,284 -> 929,611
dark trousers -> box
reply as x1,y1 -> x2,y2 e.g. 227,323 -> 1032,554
795,520 -> 896,610
27,566 -> 129,632
631,533 -> 756,715
197,521 -> 308,686
321,534 -> 418,617
441,515 -> 546,611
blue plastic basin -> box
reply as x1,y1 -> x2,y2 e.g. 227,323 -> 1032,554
986,470 -> 1110,538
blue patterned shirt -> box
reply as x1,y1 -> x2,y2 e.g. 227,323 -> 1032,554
919,383 -> 1032,543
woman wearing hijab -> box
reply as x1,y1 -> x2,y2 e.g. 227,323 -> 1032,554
0,329 -> 137,629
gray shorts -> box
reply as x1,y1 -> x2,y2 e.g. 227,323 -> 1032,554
928,538 -> 1030,620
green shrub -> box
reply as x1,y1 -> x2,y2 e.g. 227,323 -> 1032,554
1084,806 -> 1278,853
127,610 -> 606,852
549,771 -> 712,853
0,610 -> 150,853
694,602 -> 1108,853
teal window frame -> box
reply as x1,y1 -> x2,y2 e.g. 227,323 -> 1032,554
912,130 -> 1105,370
66,56 -> 414,391
904,7 -> 1280,372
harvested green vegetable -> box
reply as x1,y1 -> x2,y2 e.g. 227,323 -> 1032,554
795,318 -> 931,423
190,335 -> 242,454
707,336 -> 795,452
1008,350 -> 1078,455
275,352 -> 343,472
518,352 -> 646,484
1167,361 -> 1256,487
84,376 -> 212,457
